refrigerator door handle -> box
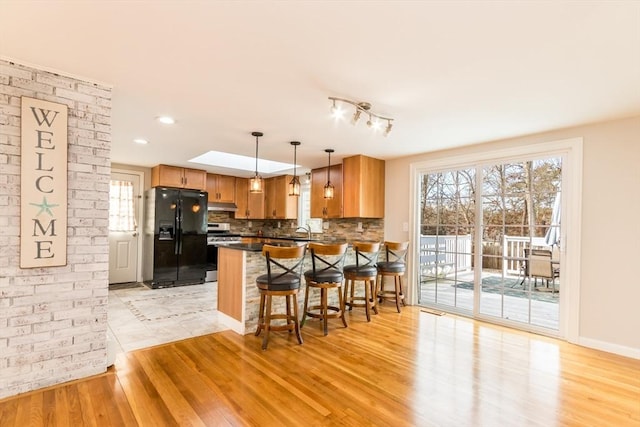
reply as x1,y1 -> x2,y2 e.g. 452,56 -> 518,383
174,200 -> 181,255
177,200 -> 183,255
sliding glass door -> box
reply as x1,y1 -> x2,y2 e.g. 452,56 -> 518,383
417,156 -> 562,332
418,168 -> 476,312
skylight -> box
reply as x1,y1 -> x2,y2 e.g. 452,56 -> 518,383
189,151 -> 296,174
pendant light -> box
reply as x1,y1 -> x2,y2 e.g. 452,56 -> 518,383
249,131 -> 263,193
324,149 -> 335,199
288,141 -> 301,196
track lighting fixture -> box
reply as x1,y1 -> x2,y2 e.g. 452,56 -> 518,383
249,131 -> 263,193
329,96 -> 394,136
324,149 -> 335,199
288,141 -> 301,196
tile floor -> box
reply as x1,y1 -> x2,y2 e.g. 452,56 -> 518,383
107,282 -> 229,355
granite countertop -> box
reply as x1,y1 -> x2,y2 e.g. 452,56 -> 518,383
241,234 -> 314,242
217,241 -> 306,252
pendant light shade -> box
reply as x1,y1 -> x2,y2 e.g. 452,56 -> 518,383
324,149 -> 335,199
249,131 -> 263,193
288,141 -> 301,196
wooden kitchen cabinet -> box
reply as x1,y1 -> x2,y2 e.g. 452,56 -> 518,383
234,178 -> 265,219
310,164 -> 342,218
264,175 -> 298,219
207,173 -> 236,203
342,155 -> 385,218
151,164 -> 207,191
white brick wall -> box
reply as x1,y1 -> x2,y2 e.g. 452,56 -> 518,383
0,59 -> 112,399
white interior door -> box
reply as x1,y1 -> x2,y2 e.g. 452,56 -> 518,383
109,171 -> 143,284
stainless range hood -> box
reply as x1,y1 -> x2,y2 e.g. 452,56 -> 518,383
207,202 -> 238,212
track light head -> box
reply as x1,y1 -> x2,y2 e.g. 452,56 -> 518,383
351,109 -> 361,125
383,120 -> 393,137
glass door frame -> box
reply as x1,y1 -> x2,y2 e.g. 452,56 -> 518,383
407,138 -> 583,343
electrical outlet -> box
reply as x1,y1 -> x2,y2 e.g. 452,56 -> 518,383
277,221 -> 281,228
356,222 -> 363,232
402,222 -> 409,232
323,222 -> 329,230
248,221 -> 252,228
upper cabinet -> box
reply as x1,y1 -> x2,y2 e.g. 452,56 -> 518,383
151,164 -> 207,191
342,155 -> 385,218
234,178 -> 265,219
264,175 -> 298,219
310,164 -> 343,218
207,173 -> 236,203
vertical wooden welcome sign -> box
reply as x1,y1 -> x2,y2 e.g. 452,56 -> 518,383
20,97 -> 68,268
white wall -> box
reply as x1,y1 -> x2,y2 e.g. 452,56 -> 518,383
0,60 -> 112,398
385,115 -> 640,357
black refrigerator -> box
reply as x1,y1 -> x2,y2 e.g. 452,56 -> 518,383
143,187 -> 208,288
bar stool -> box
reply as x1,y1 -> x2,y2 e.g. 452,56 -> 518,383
343,241 -> 381,322
302,242 -> 348,335
255,244 -> 307,350
376,241 -> 409,313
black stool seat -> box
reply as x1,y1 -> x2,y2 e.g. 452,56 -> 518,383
257,273 -> 301,291
376,261 -> 406,273
343,264 -> 378,276
304,268 -> 343,283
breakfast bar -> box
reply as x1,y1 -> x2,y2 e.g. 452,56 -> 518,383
216,240 -> 351,335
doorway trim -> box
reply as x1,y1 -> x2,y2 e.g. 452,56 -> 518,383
408,137 -> 583,344
111,168 -> 145,283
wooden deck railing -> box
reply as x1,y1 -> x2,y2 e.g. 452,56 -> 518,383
419,235 -> 472,278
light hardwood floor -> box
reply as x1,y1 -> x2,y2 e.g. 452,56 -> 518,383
1,305 -> 639,426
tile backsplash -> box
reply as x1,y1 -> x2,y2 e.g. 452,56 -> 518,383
207,212 -> 384,243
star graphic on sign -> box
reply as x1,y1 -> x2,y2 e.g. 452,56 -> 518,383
30,196 -> 59,217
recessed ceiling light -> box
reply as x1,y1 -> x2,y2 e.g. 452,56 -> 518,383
156,116 -> 175,125
133,138 -> 149,145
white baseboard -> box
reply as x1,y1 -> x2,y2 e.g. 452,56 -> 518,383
218,312 -> 246,335
578,336 -> 640,359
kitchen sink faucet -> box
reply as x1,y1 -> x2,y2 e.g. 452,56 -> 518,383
295,224 -> 312,240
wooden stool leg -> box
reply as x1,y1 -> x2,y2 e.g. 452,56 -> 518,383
344,279 -> 351,311
338,284 -> 348,328
321,287 -> 328,336
394,276 -> 402,313
255,292 -> 265,336
364,279 -> 371,321
262,294 -> 273,350
369,279 -> 378,315
292,294 -> 303,345
399,275 -> 406,306
285,294 -> 292,332
301,282 -> 310,327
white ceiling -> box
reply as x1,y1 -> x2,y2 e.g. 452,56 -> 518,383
1,1 -> 639,176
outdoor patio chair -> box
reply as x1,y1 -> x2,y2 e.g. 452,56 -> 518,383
524,248 -> 560,293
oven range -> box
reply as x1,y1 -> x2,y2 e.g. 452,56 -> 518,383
206,222 -> 242,282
